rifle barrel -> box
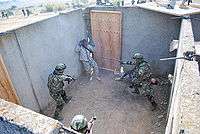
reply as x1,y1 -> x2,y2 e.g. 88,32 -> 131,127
101,57 -> 121,61
160,57 -> 185,61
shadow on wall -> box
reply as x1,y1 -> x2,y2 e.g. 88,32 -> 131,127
0,117 -> 33,134
191,14 -> 200,41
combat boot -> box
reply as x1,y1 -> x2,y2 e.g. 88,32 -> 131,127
53,111 -> 64,121
129,86 -> 140,94
151,101 -> 157,111
115,77 -> 122,81
146,95 -> 157,111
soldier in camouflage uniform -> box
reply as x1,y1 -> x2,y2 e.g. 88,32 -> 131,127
47,63 -> 74,120
75,39 -> 100,81
116,53 -> 157,110
70,115 -> 96,134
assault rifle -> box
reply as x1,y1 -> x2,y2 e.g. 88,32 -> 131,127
160,51 -> 200,74
66,75 -> 76,84
101,57 -> 133,65
86,116 -> 97,134
160,51 -> 200,61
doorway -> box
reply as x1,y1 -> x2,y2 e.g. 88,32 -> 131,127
91,10 -> 122,71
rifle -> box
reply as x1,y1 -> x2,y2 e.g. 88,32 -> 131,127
101,57 -> 134,65
101,57 -> 122,62
66,75 -> 76,84
86,116 -> 97,134
160,51 -> 199,61
160,51 -> 200,75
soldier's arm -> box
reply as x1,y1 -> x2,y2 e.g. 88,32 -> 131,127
138,65 -> 150,80
120,61 -> 133,65
87,45 -> 95,53
86,116 -> 96,134
60,75 -> 74,84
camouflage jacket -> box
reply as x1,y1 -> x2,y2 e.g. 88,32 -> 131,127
133,61 -> 151,82
47,73 -> 72,94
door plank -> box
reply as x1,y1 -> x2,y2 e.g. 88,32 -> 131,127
0,55 -> 21,105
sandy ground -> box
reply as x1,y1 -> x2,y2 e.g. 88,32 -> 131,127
44,70 -> 170,134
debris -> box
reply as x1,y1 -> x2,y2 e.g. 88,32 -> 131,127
158,115 -> 164,119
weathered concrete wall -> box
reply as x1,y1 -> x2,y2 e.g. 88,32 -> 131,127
191,14 -> 200,41
0,99 -> 62,134
0,34 -> 40,111
165,18 -> 200,134
14,9 -> 86,111
0,98 -> 79,134
0,9 -> 86,111
86,6 -> 181,75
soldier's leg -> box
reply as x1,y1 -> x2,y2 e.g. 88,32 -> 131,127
90,59 -> 99,76
60,90 -> 72,104
54,102 -> 64,120
129,77 -> 141,88
51,93 -> 65,120
146,95 -> 157,111
82,61 -> 92,75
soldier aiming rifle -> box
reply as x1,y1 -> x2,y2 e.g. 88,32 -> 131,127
47,63 -> 76,120
106,53 -> 157,110
75,39 -> 101,81
160,51 -> 200,75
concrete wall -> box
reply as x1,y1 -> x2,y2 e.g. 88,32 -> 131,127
191,14 -> 200,41
0,34 -> 40,111
0,9 -> 86,111
0,99 -> 80,134
87,6 -> 181,75
165,18 -> 200,134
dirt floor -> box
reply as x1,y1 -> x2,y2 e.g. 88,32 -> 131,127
44,70 -> 170,134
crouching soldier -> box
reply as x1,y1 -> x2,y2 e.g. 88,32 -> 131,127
116,53 -> 157,110
70,115 -> 96,134
47,63 -> 75,120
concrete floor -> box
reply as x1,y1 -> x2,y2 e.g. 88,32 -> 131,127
45,70 -> 169,134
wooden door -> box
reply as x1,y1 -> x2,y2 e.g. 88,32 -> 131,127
91,10 -> 122,71
0,55 -> 21,104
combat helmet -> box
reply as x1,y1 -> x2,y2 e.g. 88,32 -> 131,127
133,53 -> 143,59
54,63 -> 66,75
70,115 -> 88,132
55,63 -> 66,70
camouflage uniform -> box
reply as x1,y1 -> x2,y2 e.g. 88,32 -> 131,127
70,115 -> 96,134
119,53 -> 157,110
75,39 -> 99,77
47,63 -> 73,120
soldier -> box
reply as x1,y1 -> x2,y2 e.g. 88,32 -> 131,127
70,115 -> 96,134
22,9 -> 26,16
75,39 -> 101,81
47,63 -> 74,120
26,9 -> 30,17
116,53 -> 157,110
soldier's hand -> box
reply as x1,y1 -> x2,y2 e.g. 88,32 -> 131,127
120,61 -> 126,64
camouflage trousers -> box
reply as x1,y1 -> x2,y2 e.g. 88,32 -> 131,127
139,81 -> 154,97
82,59 -> 99,76
132,80 -> 157,109
50,90 -> 68,117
